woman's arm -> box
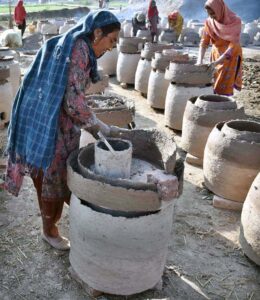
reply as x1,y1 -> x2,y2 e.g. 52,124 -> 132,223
64,39 -> 98,129
64,39 -> 111,135
197,25 -> 211,65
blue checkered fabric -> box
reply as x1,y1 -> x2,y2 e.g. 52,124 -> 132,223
7,11 -> 119,171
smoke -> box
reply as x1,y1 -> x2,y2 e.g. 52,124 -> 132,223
179,0 -> 260,23
126,0 -> 260,23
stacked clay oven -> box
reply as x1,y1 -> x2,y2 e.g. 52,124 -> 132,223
181,95 -> 246,166
117,37 -> 145,86
164,58 -> 212,130
204,120 -> 260,204
147,50 -> 175,109
135,42 -> 174,97
68,129 -> 183,296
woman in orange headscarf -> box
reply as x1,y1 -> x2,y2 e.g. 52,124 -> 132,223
147,0 -> 159,42
14,0 -> 27,37
197,0 -> 242,95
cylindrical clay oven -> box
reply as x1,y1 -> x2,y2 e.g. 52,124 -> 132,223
240,173 -> 260,266
164,61 -> 213,130
181,95 -> 246,166
204,120 -> 260,203
0,66 -> 13,126
135,43 -> 173,96
117,37 -> 145,85
97,47 -> 118,76
147,51 -> 173,109
68,129 -> 184,296
0,56 -> 21,98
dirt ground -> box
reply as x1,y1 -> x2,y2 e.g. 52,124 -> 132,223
0,32 -> 260,300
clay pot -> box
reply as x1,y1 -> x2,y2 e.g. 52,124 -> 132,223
97,47 -> 118,76
59,20 -> 76,34
69,193 -> 174,295
70,129 -> 181,212
0,56 -> 21,98
135,58 -> 152,95
165,61 -> 212,85
83,94 -> 135,127
151,51 -> 172,71
136,29 -> 152,42
37,20 -> 49,33
41,23 -> 58,34
180,30 -> 200,46
141,42 -> 174,60
181,95 -> 246,160
240,173 -> 260,266
204,120 -> 260,202
118,37 -> 145,54
190,22 -> 204,33
117,52 -> 140,84
158,29 -> 177,43
240,33 -> 251,47
122,20 -> 132,38
0,66 -> 13,124
94,138 -> 133,179
147,69 -> 170,109
164,84 -> 212,130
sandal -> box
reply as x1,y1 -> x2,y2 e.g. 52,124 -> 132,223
41,233 -> 70,250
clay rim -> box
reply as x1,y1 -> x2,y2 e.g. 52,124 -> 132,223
198,94 -> 233,103
96,138 -> 132,152
226,120 -> 260,134
76,146 -> 159,191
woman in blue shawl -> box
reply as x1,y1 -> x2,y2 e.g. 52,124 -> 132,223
5,11 -> 121,250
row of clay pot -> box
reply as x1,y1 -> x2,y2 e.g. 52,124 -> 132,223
0,66 -> 13,125
204,120 -> 260,203
181,95 -> 246,162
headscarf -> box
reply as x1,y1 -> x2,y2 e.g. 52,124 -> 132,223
148,0 -> 158,19
7,11 -> 119,171
168,11 -> 179,21
205,0 -> 241,43
14,0 -> 26,24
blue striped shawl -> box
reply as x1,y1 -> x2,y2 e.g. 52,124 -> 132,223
7,11 -> 119,171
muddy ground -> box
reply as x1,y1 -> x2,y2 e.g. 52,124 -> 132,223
0,32 -> 260,300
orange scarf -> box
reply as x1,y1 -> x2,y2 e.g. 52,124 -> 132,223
205,0 -> 241,43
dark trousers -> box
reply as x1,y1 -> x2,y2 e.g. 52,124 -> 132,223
18,19 -> 26,37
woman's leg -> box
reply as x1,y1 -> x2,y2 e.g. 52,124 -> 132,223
31,173 -> 69,239
21,20 -> 26,37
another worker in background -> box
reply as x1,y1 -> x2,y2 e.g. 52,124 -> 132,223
197,0 -> 242,96
147,0 -> 159,42
168,11 -> 183,40
14,0 -> 27,37
99,0 -> 104,9
132,12 -> 146,37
